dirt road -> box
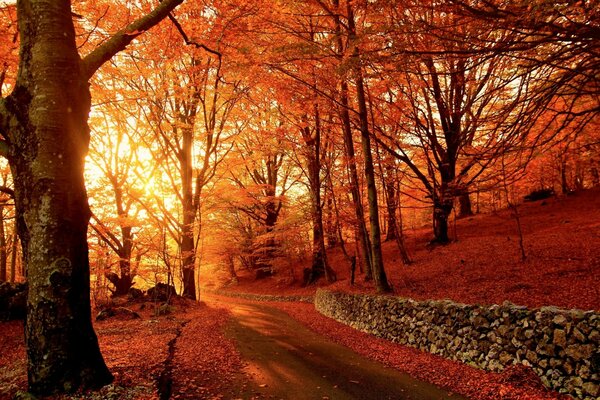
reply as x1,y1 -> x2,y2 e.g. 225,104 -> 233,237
208,296 -> 466,400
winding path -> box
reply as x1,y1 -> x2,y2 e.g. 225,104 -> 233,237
208,295 -> 466,400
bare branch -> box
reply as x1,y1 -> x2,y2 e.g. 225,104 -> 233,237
81,0 -> 184,80
167,13 -> 222,60
0,185 -> 14,197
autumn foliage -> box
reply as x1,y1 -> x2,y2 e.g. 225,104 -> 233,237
0,0 -> 598,397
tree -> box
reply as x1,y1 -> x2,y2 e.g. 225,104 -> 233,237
373,2 -> 548,243
330,0 -> 373,279
87,110 -> 146,296
448,0 -> 599,119
299,106 -> 337,284
345,1 -> 391,292
227,93 -> 298,277
0,0 -> 183,394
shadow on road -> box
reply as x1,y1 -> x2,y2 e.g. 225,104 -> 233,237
211,296 -> 466,400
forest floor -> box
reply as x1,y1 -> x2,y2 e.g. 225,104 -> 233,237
0,295 -> 568,400
205,188 -> 600,311
0,190 -> 597,399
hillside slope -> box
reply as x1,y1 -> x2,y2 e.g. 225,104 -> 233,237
202,188 -> 600,311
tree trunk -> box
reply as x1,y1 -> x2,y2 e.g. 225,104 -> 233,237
254,197 -> 278,278
111,185 -> 135,296
105,264 -> 133,297
302,109 -> 336,284
10,228 -> 18,282
180,125 -> 197,299
324,194 -> 338,248
384,169 -> 398,242
433,198 -> 453,244
591,165 -> 599,187
348,4 -> 391,293
0,205 -> 6,281
4,1 -> 113,393
560,156 -> 569,194
227,256 -> 238,284
457,192 -> 474,218
332,0 -> 372,280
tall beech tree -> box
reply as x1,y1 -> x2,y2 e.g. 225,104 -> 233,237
331,0 -> 373,279
374,3 -> 548,243
299,107 -> 337,284
344,2 -> 391,292
0,0 -> 183,394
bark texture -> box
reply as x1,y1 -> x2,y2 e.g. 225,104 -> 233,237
302,110 -> 336,285
7,1 -> 112,393
348,3 -> 391,293
0,0 -> 183,394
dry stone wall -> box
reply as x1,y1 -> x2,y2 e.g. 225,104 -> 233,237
315,289 -> 600,399
202,288 -> 313,303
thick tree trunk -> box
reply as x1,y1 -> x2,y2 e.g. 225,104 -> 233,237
4,1 -> 112,393
433,198 -> 453,244
105,262 -> 133,297
1,1 -> 183,389
227,256 -> 238,284
433,207 -> 449,243
111,187 -> 135,296
255,201 -> 278,278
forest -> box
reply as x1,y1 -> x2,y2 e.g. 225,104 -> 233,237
0,0 -> 598,399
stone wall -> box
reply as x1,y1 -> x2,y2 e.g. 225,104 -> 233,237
201,287 -> 313,303
315,289 -> 599,399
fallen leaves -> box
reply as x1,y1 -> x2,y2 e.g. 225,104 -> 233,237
0,300 -> 241,400
273,302 -> 569,400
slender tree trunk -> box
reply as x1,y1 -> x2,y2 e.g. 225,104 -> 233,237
227,256 -> 238,284
109,186 -> 135,296
383,168 -> 398,242
180,126 -> 197,299
5,1 -> 112,393
591,165 -> 599,187
302,109 -> 336,284
560,156 -> 569,194
10,228 -> 18,282
393,184 -> 412,265
348,4 -> 391,293
332,0 -> 372,279
0,205 -> 6,281
340,83 -> 372,280
457,192 -> 474,218
325,194 -> 338,248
